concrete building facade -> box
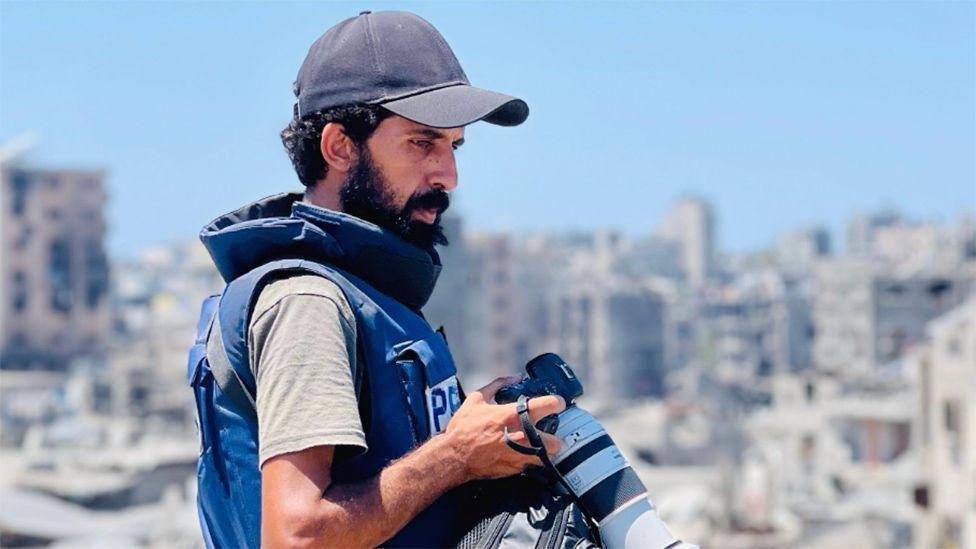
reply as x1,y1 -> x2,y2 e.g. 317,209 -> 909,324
911,298 -> 975,549
812,258 -> 970,375
1,166 -> 110,370
658,197 -> 716,287
546,281 -> 666,403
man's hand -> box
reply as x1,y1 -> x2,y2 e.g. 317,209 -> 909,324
442,376 -> 566,480
262,375 -> 566,547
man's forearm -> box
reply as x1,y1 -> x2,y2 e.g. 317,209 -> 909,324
263,377 -> 564,547
304,434 -> 466,547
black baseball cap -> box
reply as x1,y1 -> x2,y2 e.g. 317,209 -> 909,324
294,11 -> 528,128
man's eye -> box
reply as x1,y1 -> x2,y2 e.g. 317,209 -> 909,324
412,139 -> 433,150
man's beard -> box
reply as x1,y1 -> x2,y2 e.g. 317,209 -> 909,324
339,147 -> 450,249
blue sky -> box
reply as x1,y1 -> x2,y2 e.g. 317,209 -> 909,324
2,1 -> 973,257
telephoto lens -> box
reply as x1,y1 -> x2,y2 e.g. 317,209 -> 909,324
498,354 -> 697,549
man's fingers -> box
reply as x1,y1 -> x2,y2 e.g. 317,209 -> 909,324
503,431 -> 562,461
505,429 -> 527,445
472,375 -> 522,403
539,432 -> 563,456
526,395 -> 566,423
499,394 -> 566,429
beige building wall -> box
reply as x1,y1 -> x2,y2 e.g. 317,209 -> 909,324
1,166 -> 109,370
911,298 -> 975,549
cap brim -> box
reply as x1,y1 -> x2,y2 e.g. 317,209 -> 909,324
379,84 -> 529,129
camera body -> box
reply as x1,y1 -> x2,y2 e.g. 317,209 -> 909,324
496,353 -> 583,405
495,354 -> 683,549
495,353 -> 583,434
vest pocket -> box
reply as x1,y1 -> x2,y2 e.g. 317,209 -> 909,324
393,348 -> 429,444
392,334 -> 461,444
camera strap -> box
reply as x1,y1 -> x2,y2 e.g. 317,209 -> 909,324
503,396 -> 604,546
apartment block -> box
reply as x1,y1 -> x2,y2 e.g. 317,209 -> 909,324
1,165 -> 109,370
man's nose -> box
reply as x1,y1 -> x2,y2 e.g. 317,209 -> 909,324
429,149 -> 458,192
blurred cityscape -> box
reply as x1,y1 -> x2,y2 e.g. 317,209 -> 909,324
1,153 -> 973,548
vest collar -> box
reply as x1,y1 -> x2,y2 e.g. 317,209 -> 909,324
201,192 -> 442,311
290,199 -> 442,311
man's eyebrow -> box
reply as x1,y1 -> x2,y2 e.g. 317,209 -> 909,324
410,128 -> 464,146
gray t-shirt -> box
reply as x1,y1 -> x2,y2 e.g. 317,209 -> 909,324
248,274 -> 366,467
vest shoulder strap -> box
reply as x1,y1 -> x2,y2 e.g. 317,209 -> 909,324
187,293 -> 220,386
206,310 -> 257,413
207,259 -> 364,414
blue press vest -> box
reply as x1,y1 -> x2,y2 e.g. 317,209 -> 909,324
187,258 -> 463,548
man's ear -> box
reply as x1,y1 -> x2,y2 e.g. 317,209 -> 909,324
320,122 -> 358,174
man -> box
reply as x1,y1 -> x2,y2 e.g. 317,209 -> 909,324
191,11 -> 565,548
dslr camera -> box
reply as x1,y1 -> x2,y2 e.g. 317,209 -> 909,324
496,354 -> 686,549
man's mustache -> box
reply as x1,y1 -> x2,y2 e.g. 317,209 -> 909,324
403,189 -> 450,217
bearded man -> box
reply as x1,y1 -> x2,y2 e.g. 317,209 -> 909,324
190,10 -> 565,548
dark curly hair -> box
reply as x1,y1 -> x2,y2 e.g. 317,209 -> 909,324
280,104 -> 393,187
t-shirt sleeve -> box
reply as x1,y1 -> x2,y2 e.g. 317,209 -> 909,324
248,274 -> 366,468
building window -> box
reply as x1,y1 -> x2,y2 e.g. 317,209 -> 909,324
10,171 -> 31,216
49,237 -> 73,313
15,225 -> 32,250
85,240 -> 108,308
928,280 -> 953,307
9,332 -> 29,350
946,337 -> 961,356
12,271 -> 28,312
801,434 -> 816,462
944,400 -> 962,466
